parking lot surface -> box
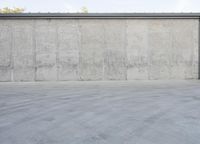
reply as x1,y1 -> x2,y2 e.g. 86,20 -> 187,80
0,81 -> 200,144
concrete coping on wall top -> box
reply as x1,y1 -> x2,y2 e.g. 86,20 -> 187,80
0,13 -> 200,19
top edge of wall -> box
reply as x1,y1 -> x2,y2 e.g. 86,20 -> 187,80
0,13 -> 200,19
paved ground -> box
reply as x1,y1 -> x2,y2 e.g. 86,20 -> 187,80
0,81 -> 200,144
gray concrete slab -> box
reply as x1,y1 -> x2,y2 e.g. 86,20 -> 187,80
12,20 -> 35,81
0,20 -> 12,81
126,20 -> 148,80
0,81 -> 200,144
57,20 -> 80,80
104,20 -> 127,80
79,20 -> 104,80
35,20 -> 57,81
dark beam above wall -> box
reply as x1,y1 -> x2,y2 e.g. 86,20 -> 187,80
0,13 -> 200,19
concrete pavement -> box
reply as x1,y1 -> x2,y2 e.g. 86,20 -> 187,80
0,81 -> 200,144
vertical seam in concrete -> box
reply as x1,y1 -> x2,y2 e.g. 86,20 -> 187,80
10,22 -> 14,82
191,19 -> 196,79
169,19 -> 173,79
102,20 -> 105,80
198,17 -> 200,79
147,20 -> 150,80
32,20 -> 36,81
9,21 -> 14,81
77,19 -> 82,80
125,19 -> 128,80
104,20 -> 108,80
76,20 -> 81,80
56,20 -> 59,81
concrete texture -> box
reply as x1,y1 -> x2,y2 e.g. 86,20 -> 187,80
104,20 -> 127,80
127,20 -> 149,80
0,81 -> 200,144
0,20 -> 12,81
12,20 -> 35,81
57,20 -> 80,80
35,20 -> 57,81
79,20 -> 104,80
0,19 -> 199,81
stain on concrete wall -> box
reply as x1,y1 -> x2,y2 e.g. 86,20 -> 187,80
126,20 -> 148,80
0,19 -> 198,81
104,20 -> 127,80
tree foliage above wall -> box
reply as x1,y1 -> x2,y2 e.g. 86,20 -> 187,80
80,7 -> 88,13
0,7 -> 25,13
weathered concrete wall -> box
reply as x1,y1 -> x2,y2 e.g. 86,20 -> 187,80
0,19 -> 199,81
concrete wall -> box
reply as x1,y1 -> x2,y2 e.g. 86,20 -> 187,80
0,19 -> 199,81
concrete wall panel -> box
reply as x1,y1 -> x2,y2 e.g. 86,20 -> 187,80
0,20 -> 12,81
148,20 -> 172,79
126,20 -> 148,80
170,20 -> 199,79
35,20 -> 57,81
0,18 -> 199,81
57,20 -> 80,80
12,20 -> 35,81
79,20 -> 104,80
104,20 -> 127,80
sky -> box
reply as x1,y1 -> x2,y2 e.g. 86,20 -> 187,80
0,0 -> 200,13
